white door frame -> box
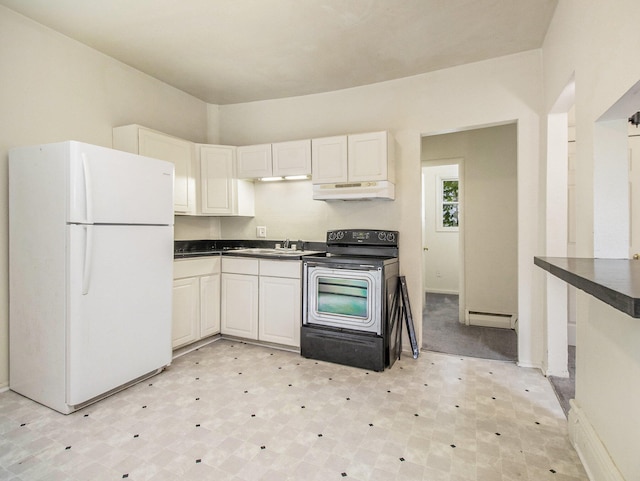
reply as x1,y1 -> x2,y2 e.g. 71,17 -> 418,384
544,77 -> 574,377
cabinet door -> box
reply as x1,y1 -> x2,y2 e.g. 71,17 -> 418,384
221,273 -> 259,339
259,276 -> 301,347
139,129 -> 196,214
237,144 -> 272,179
272,139 -> 311,177
200,273 -> 221,338
199,145 -> 236,215
172,277 -> 199,349
311,136 -> 348,184
347,131 -> 389,182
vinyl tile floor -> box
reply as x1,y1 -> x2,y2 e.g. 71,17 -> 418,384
0,339 -> 588,481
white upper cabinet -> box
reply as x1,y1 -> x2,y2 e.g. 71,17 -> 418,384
197,144 -> 255,217
311,131 -> 394,184
113,124 -> 196,215
237,140 -> 311,179
198,144 -> 235,215
271,139 -> 311,177
237,144 -> 272,179
348,131 -> 394,183
311,136 -> 348,183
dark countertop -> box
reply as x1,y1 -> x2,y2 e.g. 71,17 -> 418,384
534,257 -> 640,318
174,239 -> 326,260
221,249 -> 325,260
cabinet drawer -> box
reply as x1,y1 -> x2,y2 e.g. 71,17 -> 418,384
259,260 -> 301,278
173,256 -> 221,279
222,257 -> 259,275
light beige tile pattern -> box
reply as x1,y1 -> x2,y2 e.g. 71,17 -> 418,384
0,340 -> 588,480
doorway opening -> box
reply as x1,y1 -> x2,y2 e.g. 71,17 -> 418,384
421,124 -> 518,361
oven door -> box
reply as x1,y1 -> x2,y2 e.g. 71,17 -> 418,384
303,262 -> 382,334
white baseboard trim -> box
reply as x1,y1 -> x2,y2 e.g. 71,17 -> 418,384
568,400 -> 624,481
545,366 -> 570,378
424,289 -> 459,296
465,309 -> 517,329
172,335 -> 221,359
516,360 -> 541,370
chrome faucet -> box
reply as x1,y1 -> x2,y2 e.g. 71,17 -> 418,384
283,238 -> 290,249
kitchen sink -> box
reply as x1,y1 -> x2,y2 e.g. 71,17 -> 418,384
231,248 -> 321,257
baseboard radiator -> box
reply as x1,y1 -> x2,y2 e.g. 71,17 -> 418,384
465,309 -> 517,329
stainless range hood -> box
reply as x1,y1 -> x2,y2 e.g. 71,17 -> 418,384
312,180 -> 395,201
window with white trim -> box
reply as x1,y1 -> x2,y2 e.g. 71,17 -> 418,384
437,176 -> 459,231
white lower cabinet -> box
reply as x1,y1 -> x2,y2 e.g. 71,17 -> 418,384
259,275 -> 301,346
221,272 -> 259,339
172,277 -> 199,348
221,257 -> 301,348
172,257 -> 221,349
200,273 -> 221,338
221,257 -> 259,339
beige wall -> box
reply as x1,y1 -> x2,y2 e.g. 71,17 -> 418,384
0,6 -> 209,388
422,125 -> 518,317
541,1 -> 640,479
217,51 -> 543,368
175,215 -> 222,240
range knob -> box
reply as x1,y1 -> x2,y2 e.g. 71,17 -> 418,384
328,231 -> 345,241
377,231 -> 396,243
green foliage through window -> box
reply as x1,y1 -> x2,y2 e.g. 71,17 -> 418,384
441,179 -> 459,228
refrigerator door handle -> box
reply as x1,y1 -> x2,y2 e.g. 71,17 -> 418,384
82,225 -> 93,295
81,153 -> 94,224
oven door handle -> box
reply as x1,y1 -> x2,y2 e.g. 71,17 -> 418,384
305,262 -> 379,270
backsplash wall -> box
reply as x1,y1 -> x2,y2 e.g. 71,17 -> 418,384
219,179 -> 400,242
174,215 -> 222,240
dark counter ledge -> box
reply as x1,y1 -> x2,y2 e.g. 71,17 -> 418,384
534,257 -> 640,318
174,239 -> 327,259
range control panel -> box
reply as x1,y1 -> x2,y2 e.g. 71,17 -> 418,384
326,229 -> 398,246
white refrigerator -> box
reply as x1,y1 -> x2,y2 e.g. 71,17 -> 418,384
9,140 -> 174,414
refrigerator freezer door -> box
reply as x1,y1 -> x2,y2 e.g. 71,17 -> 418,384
67,141 -> 174,226
67,224 -> 173,406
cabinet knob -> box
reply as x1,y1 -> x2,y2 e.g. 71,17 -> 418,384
634,253 -> 640,260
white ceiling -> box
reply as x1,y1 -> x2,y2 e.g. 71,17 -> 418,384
1,0 -> 558,105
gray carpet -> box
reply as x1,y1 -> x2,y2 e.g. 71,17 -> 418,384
422,293 -> 518,362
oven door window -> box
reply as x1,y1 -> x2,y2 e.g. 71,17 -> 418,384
317,277 -> 369,318
306,266 -> 382,334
